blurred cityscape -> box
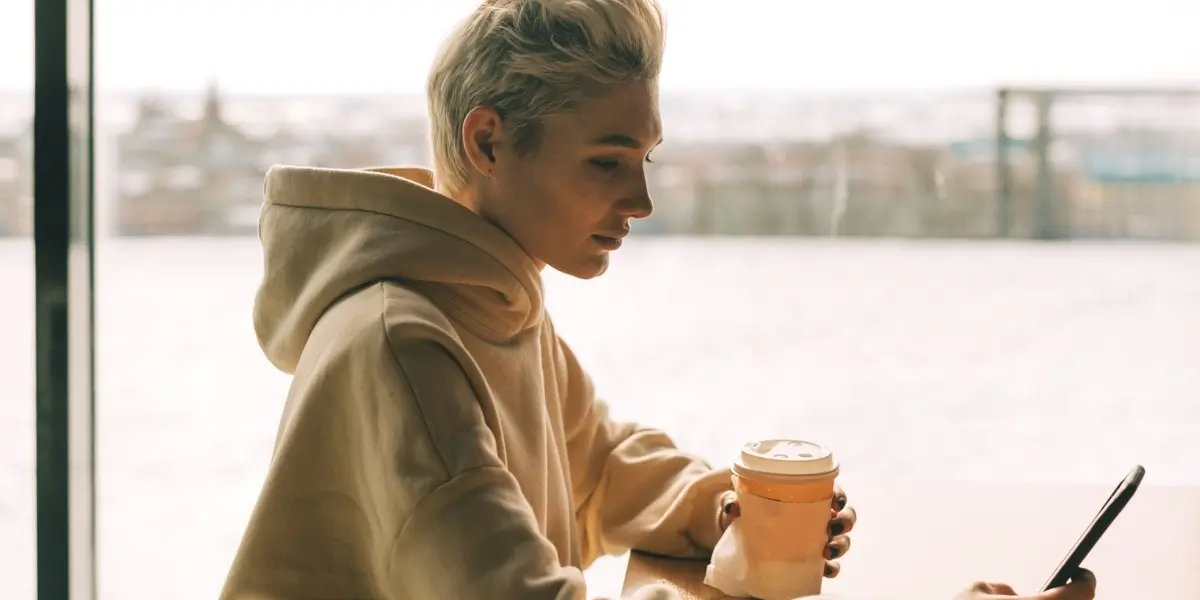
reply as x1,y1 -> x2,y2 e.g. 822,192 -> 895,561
2,82 -> 1199,240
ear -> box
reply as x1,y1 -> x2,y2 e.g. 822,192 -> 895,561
461,106 -> 505,179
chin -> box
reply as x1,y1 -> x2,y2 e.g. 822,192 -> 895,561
553,252 -> 610,280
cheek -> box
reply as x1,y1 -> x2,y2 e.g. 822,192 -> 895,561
503,180 -> 578,248
500,160 -> 611,249
533,174 -> 605,226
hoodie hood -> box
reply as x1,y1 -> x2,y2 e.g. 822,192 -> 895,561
253,165 -> 543,373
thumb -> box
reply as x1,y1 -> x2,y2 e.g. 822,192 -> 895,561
1034,569 -> 1097,600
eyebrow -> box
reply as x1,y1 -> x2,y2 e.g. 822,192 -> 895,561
588,134 -> 663,149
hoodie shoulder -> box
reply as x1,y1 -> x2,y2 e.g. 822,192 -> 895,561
315,280 -> 463,355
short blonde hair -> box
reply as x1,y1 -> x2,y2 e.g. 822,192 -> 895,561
427,0 -> 666,193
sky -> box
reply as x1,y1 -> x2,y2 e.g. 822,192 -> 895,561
1,0 -> 1198,94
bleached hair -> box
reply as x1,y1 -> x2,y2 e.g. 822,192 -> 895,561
427,0 -> 665,193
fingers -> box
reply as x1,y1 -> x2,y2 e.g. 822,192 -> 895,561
1036,569 -> 1096,600
961,581 -> 1019,597
721,492 -> 739,517
979,582 -> 1018,595
718,491 -> 739,530
825,533 -> 851,559
829,504 -> 857,535
832,485 -> 848,511
823,560 -> 841,579
962,569 -> 1095,600
989,583 -> 1018,595
827,487 -> 855,564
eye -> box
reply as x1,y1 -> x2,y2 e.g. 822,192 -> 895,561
590,158 -> 620,172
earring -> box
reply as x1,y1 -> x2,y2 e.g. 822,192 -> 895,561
485,171 -> 494,180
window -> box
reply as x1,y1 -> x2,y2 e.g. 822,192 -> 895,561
3,0 -> 34,596
15,1 -> 1200,599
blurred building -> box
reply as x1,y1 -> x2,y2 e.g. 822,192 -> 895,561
647,134 -> 1017,238
115,82 -> 262,235
111,82 -> 430,236
4,87 -> 1198,241
1069,135 -> 1200,240
0,125 -> 32,236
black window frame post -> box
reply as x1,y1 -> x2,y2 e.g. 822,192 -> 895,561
33,0 -> 97,598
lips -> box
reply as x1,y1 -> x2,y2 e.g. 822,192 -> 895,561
592,234 -> 624,250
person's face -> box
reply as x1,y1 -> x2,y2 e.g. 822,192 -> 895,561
465,80 -> 660,279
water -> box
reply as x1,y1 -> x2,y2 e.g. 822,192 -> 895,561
2,237 -> 1198,600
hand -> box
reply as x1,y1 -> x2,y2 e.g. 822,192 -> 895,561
824,484 -> 855,578
718,484 -> 857,579
953,569 -> 1096,600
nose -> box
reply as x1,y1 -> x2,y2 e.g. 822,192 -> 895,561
616,181 -> 654,220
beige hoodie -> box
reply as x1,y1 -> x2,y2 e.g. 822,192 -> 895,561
221,166 -> 733,600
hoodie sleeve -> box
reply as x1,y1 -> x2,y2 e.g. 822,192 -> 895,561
385,336 -> 598,599
556,337 -> 734,565
221,321 -> 591,600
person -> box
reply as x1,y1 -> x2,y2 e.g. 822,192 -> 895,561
219,2 -> 1095,600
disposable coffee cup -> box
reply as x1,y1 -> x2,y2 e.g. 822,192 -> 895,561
728,439 -> 839,599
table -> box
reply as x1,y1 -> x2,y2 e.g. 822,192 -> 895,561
622,481 -> 1200,599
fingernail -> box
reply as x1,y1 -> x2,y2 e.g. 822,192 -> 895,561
836,497 -> 847,510
829,521 -> 844,535
723,501 -> 734,515
824,564 -> 833,576
828,547 -> 840,558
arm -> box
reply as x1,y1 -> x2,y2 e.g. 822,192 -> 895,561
222,325 -> 590,600
556,337 -> 733,565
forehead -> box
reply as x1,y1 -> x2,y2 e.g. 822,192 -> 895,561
546,80 -> 662,146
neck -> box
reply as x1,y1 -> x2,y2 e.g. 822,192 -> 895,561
437,178 -> 546,272
436,178 -> 475,210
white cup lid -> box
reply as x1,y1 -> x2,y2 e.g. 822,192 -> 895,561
737,439 -> 837,476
